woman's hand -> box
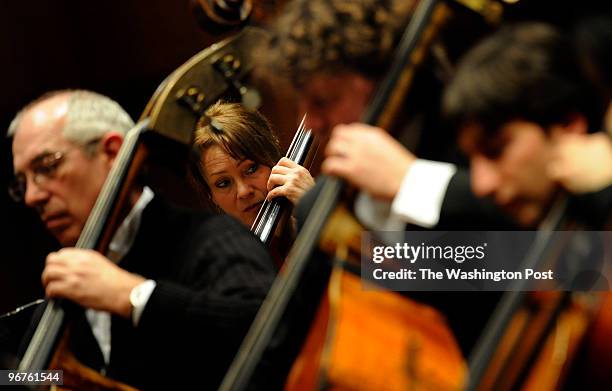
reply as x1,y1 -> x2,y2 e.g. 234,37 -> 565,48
266,157 -> 315,205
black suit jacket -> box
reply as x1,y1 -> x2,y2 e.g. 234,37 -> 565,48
437,168 -> 517,230
9,197 -> 278,390
113,198 -> 279,389
568,184 -> 612,228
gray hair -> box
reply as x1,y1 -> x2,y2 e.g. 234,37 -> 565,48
8,89 -> 134,155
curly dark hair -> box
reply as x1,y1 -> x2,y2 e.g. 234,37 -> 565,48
265,0 -> 417,86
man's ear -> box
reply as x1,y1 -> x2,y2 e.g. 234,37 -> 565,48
550,113 -> 588,139
100,132 -> 124,165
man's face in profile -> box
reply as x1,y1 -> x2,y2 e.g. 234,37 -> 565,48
11,96 -> 114,246
459,119 -> 560,227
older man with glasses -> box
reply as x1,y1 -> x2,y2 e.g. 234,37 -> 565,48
4,90 -> 277,389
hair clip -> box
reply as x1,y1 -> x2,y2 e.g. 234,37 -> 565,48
209,118 -> 224,134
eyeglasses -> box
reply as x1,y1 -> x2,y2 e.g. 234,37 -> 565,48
8,151 -> 66,203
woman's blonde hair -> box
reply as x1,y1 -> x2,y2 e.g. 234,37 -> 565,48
191,101 -> 282,201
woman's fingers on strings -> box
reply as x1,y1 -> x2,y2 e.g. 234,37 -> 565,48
271,164 -> 291,175
267,173 -> 284,190
277,157 -> 298,168
266,185 -> 286,201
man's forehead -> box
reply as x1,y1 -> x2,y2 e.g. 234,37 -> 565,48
303,71 -> 371,94
12,97 -> 70,170
458,122 -> 486,155
460,120 -> 552,162
300,74 -> 339,99
23,94 -> 70,128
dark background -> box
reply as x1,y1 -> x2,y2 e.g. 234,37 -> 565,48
0,0 -> 253,313
1,0 -> 611,316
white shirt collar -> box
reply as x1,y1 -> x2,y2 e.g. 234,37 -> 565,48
106,186 -> 154,263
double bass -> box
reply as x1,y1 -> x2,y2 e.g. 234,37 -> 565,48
218,0 -> 512,390
466,197 -> 612,391
16,26 -> 272,390
250,114 -> 315,247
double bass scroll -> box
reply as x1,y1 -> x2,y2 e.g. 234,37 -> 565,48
17,26 -> 272,390
140,26 -> 271,209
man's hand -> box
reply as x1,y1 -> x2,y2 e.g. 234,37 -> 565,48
267,157 -> 315,205
322,123 -> 416,201
41,248 -> 146,319
549,132 -> 612,193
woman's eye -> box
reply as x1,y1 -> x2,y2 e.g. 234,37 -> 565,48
215,179 -> 230,188
245,163 -> 259,175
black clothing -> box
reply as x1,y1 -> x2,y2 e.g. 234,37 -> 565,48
6,198 -> 277,390
437,168 -> 518,230
568,184 -> 612,228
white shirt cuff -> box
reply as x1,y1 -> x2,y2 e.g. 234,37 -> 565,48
130,279 -> 157,327
391,159 -> 457,228
354,192 -> 405,231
